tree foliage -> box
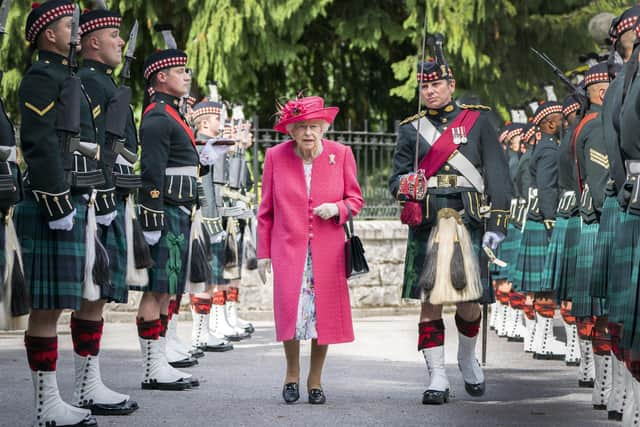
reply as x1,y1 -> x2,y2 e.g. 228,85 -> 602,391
0,0 -> 631,130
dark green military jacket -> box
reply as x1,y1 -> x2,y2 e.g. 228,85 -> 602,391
574,104 -> 609,212
529,132 -> 559,227
514,147 -> 533,200
18,50 -> 98,221
389,101 -> 512,236
0,88 -> 21,209
139,91 -> 200,231
558,123 -> 579,194
602,67 -> 627,193
79,59 -> 139,213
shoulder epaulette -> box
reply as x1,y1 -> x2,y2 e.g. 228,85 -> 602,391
460,104 -> 492,111
400,110 -> 427,125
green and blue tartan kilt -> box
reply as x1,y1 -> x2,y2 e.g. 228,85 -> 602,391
542,216 -> 580,303
131,205 -> 190,295
511,220 -> 549,294
591,196 -> 623,299
572,222 -> 605,317
493,223 -> 520,281
16,194 -> 87,310
209,239 -> 229,285
401,222 -> 493,304
97,201 -> 127,303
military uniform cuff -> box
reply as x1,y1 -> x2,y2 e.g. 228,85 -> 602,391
139,204 -> 165,231
32,189 -> 74,221
94,188 -> 118,215
487,209 -> 509,235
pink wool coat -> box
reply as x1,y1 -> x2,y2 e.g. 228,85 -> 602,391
257,139 -> 364,345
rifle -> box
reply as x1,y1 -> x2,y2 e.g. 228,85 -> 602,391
57,5 -> 100,182
530,48 -> 588,116
102,20 -> 139,168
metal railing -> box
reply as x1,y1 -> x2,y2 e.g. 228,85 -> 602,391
251,118 -> 400,219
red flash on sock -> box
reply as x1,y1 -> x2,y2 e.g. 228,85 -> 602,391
418,319 -> 445,351
509,292 -> 525,310
136,318 -> 161,340
24,334 -> 58,372
212,291 -> 226,306
70,317 -> 104,357
190,295 -> 212,314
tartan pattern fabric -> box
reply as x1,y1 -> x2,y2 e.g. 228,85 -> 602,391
509,292 -> 526,309
560,307 -> 576,324
611,212 -> 640,350
534,301 -> 556,318
523,304 -> 535,320
97,201 -> 128,303
132,205 -> 190,295
190,295 -> 211,314
212,290 -> 225,306
592,328 -> 612,355
577,317 -> 595,340
136,318 -> 161,340
511,220 -> 549,293
540,216 -> 580,302
210,240 -> 229,285
25,334 -> 58,372
494,223 -> 521,280
418,319 -> 445,350
591,196 -> 622,298
16,195 -> 87,310
70,317 -> 103,357
572,222 -> 603,318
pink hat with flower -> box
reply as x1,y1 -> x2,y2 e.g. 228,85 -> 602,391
273,96 -> 339,134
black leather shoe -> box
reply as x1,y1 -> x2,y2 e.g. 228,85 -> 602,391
593,404 -> 607,410
141,378 -> 191,391
243,324 -> 255,334
565,360 -> 580,367
188,377 -> 200,387
169,356 -> 198,368
202,342 -> 234,352
225,331 -> 251,341
190,348 -> 205,358
83,399 -> 139,416
282,383 -> 299,403
578,379 -> 594,388
608,410 -> 623,421
77,414 -> 99,426
464,381 -> 485,397
308,388 -> 326,404
422,389 -> 449,405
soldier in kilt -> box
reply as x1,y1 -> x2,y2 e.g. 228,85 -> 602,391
570,63 -> 625,414
136,48 -> 202,391
539,94 -> 583,367
188,99 -> 235,353
389,59 -> 512,405
513,102 -> 567,360
63,8 -> 141,416
615,17 -> 640,420
16,2 -> 103,425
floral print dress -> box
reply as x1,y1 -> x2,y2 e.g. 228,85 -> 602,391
295,163 -> 318,340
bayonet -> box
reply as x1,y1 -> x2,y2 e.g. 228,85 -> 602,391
153,23 -> 177,49
119,20 -> 138,83
68,4 -> 80,71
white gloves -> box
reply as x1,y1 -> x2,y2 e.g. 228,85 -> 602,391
313,203 -> 339,220
48,209 -> 76,231
96,210 -> 118,226
482,231 -> 505,250
258,258 -> 271,284
143,230 -> 162,246
199,140 -> 232,166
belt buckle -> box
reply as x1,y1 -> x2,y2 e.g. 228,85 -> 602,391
437,174 -> 456,188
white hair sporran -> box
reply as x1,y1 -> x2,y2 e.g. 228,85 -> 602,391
419,208 -> 483,305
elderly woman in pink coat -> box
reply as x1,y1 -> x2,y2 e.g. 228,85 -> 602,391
257,96 -> 364,405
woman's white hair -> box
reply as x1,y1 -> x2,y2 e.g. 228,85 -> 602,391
286,120 -> 330,134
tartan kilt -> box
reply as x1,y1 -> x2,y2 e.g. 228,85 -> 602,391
401,221 -> 492,304
511,220 -> 549,294
209,240 -> 229,285
16,194 -> 87,310
591,196 -> 622,298
542,216 -> 580,303
132,205 -> 190,295
493,223 -> 520,281
572,222 -> 605,317
612,212 -> 640,350
97,201 -> 127,303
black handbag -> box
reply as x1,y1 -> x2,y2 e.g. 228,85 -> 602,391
344,206 -> 369,278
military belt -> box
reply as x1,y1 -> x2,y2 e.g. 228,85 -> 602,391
426,174 -> 474,189
113,173 -> 141,189
70,169 -> 105,188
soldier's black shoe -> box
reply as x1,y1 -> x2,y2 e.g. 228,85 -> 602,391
282,383 -> 300,404
225,331 -> 251,341
308,388 -> 326,404
608,410 -> 623,421
201,342 -> 234,352
578,379 -> 594,388
507,337 -> 524,342
243,324 -> 255,334
593,404 -> 607,410
190,348 -> 205,358
169,357 -> 198,368
565,360 -> 580,367
422,389 -> 449,405
141,378 -> 191,391
83,399 -> 139,416
533,353 -> 565,361
188,378 -> 200,388
464,381 -> 486,397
